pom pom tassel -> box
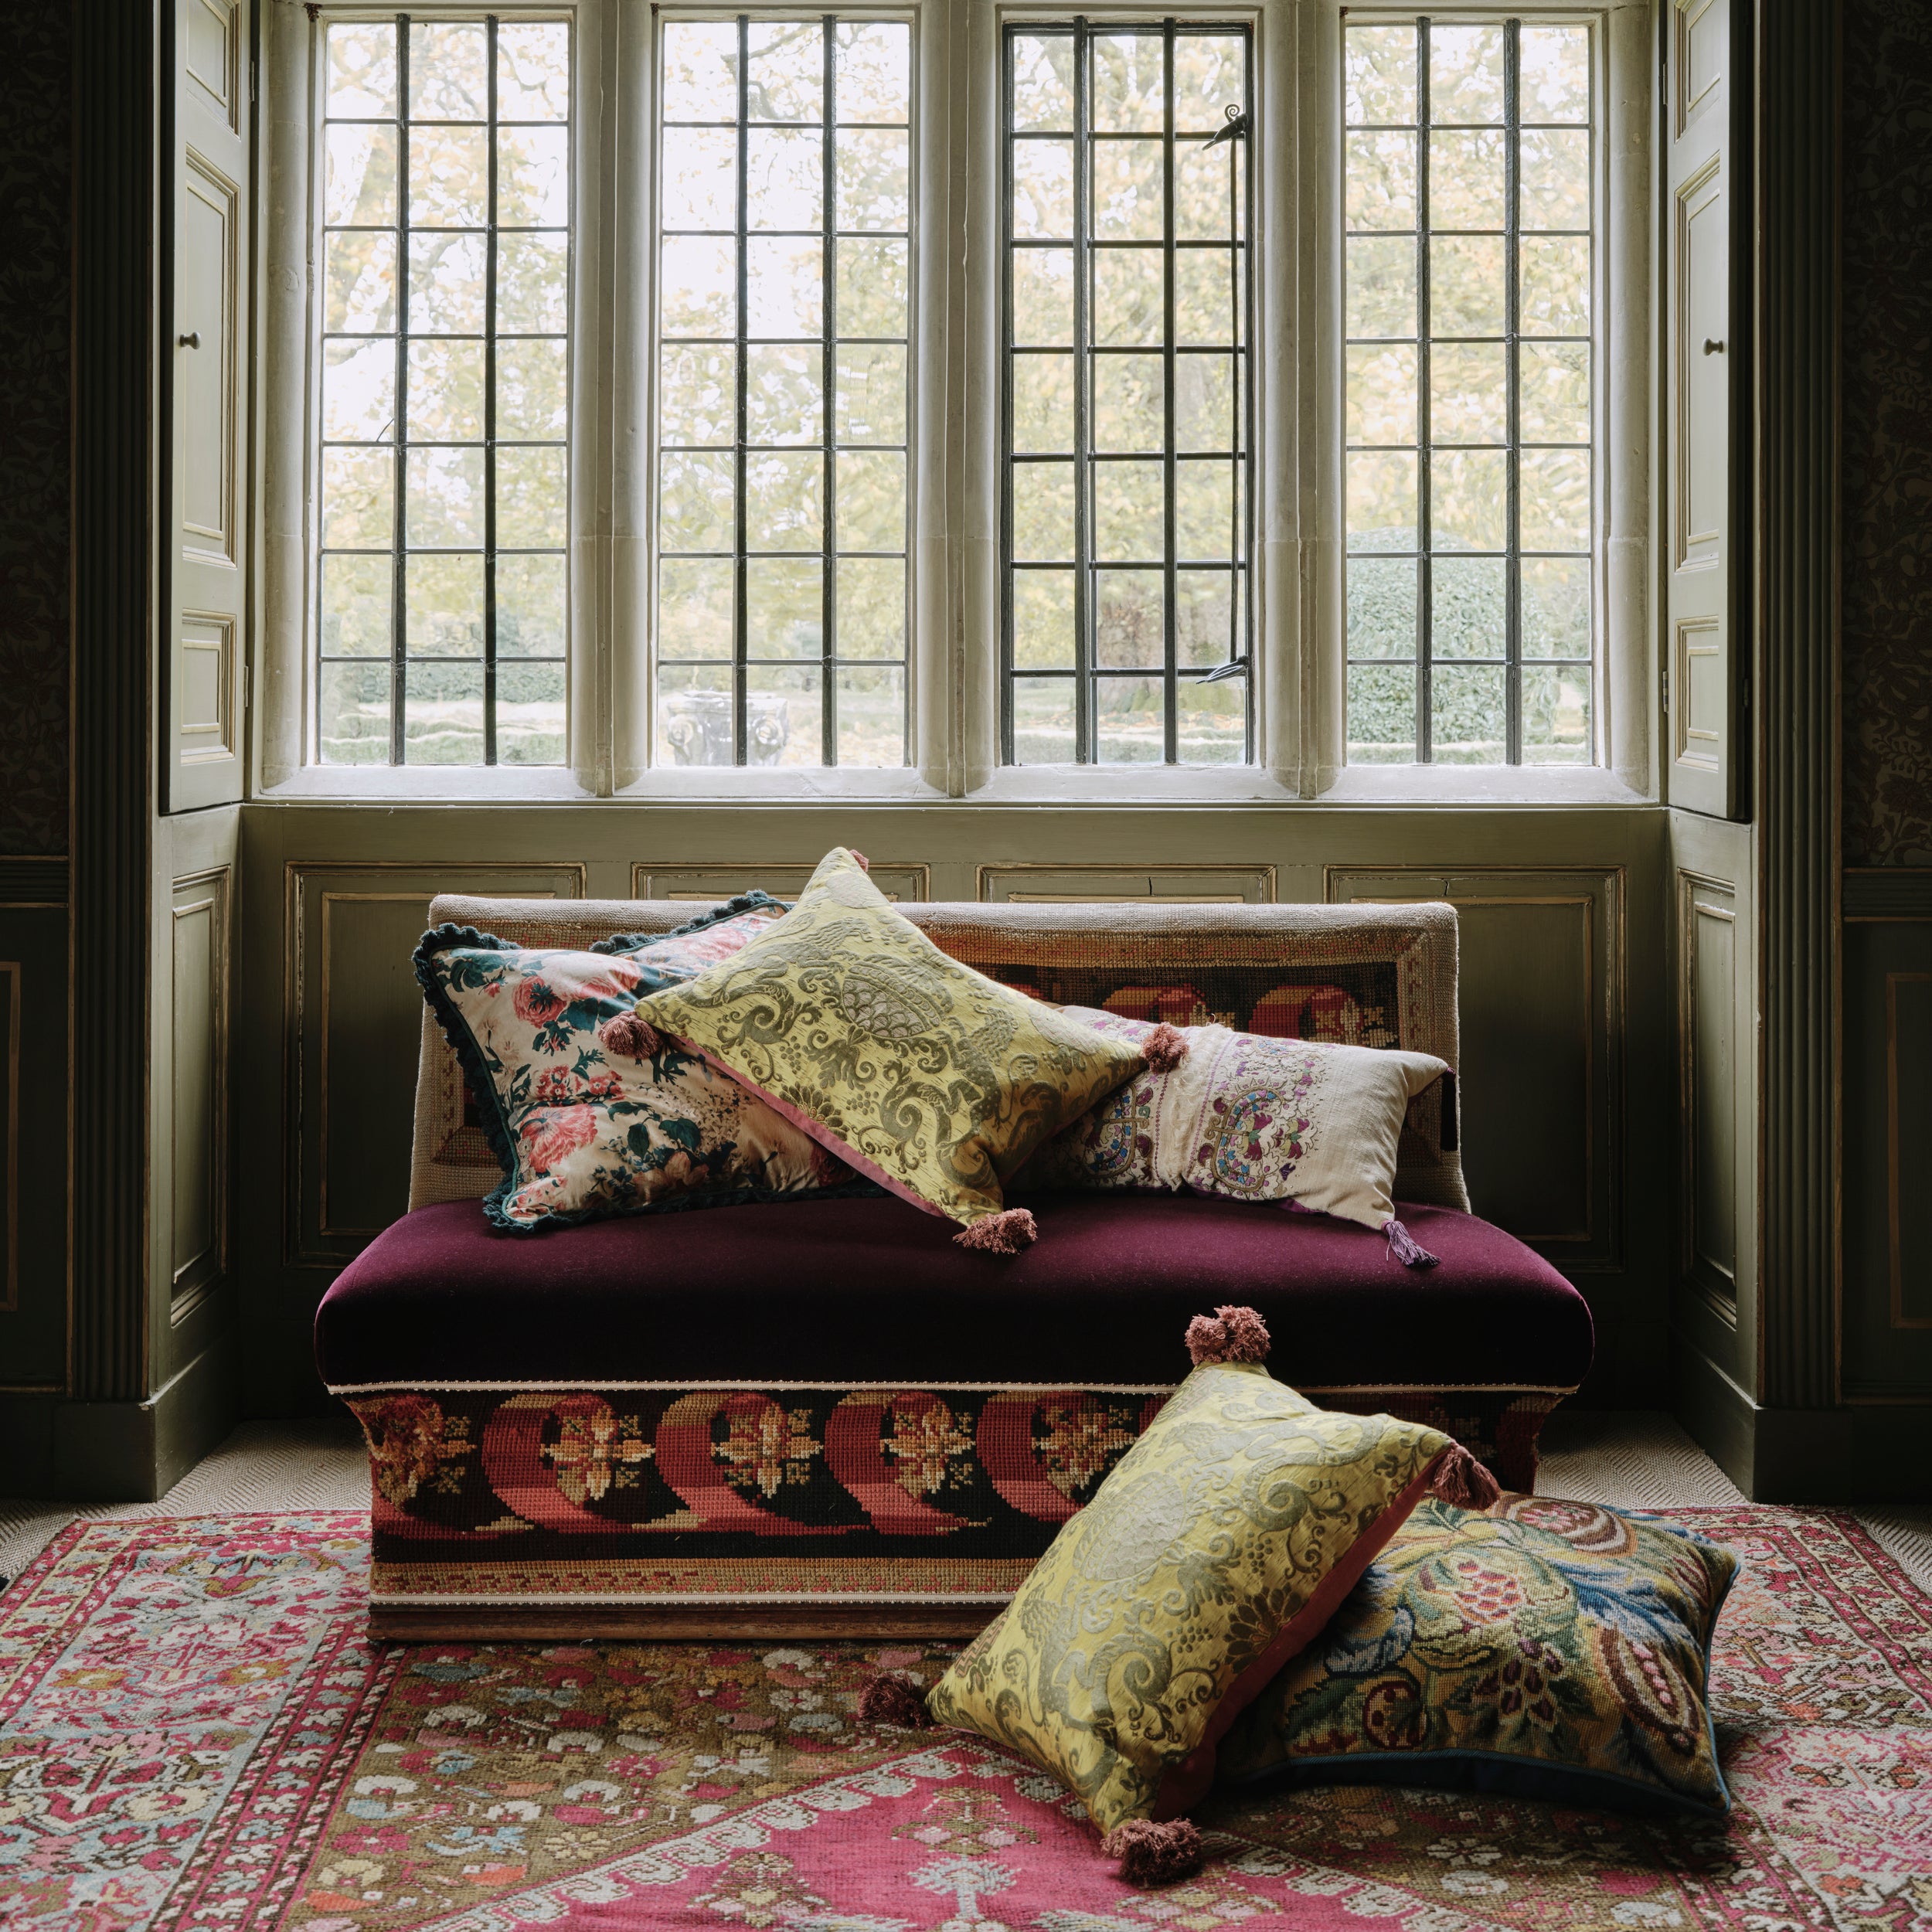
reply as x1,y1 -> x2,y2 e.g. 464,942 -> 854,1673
597,1013 -> 660,1060
1102,1818 -> 1205,1886
1383,1217 -> 1440,1268
953,1207 -> 1039,1256
1141,1022 -> 1190,1074
1430,1441 -> 1502,1511
857,1672 -> 932,1729
1184,1304 -> 1271,1366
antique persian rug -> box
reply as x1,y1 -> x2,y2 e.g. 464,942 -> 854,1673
0,1506 -> 1927,1932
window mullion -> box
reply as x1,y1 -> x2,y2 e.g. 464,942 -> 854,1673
998,33 -> 1016,767
821,13 -> 838,765
1073,16 -> 1092,764
484,12 -> 499,766
1415,15 -> 1433,765
1504,16 -> 1522,764
1162,19 -> 1178,764
391,12 -> 413,767
733,12 -> 750,766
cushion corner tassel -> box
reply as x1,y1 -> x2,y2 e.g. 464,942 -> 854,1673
856,1671 -> 933,1729
1383,1216 -> 1440,1268
1140,1021 -> 1190,1074
1101,1818 -> 1205,1886
1184,1303 -> 1271,1366
1429,1440 -> 1502,1510
953,1206 -> 1039,1255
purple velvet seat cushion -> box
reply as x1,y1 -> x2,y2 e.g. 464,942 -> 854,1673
315,1194 -> 1592,1392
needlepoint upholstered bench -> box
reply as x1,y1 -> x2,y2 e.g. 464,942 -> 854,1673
315,895 -> 1594,1639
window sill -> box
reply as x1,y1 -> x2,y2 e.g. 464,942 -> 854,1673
257,767 -> 602,804
966,766 -> 1304,806
1318,764 -> 1652,808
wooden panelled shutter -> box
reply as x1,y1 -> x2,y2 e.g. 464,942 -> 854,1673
1662,0 -> 1750,819
166,0 -> 252,811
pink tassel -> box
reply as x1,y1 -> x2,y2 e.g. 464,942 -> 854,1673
1102,1818 -> 1204,1885
597,1013 -> 660,1060
1383,1217 -> 1440,1268
1141,1022 -> 1189,1074
857,1671 -> 932,1728
1184,1304 -> 1271,1366
953,1207 -> 1039,1255
1430,1441 -> 1502,1511
849,849 -> 870,871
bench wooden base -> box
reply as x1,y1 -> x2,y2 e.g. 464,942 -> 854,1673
369,1604 -> 994,1643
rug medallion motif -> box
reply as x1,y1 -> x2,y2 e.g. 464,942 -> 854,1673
0,1508 -> 1927,1930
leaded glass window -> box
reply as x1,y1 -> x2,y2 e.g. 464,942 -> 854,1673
1002,22 -> 1253,767
1344,17 -> 1595,765
654,16 -> 912,768
316,15 -> 572,766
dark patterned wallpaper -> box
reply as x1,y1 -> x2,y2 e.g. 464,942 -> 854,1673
0,6 -> 71,855
1842,0 -> 1932,867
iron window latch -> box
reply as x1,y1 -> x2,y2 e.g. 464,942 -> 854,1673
1202,104 -> 1248,147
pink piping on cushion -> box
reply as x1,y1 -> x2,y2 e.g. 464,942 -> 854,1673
1148,1442 -> 1457,1822
1383,1217 -> 1440,1268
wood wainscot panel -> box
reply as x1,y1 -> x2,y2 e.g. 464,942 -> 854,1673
0,876 -> 69,1392
978,862 -> 1277,903
1842,906 -> 1932,1400
632,861 -> 930,903
287,862 -> 587,1266
1678,870 -> 1740,1323
169,868 -> 230,1325
1326,867 -> 1623,1268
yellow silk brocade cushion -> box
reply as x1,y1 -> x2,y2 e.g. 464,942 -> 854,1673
627,848 -> 1147,1233
925,1362 -> 1455,1832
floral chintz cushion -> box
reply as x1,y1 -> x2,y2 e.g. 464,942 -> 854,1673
413,895 -> 863,1232
1214,1493 -> 1739,1816
628,849 -> 1145,1247
924,1349 -> 1463,1832
1026,1006 -> 1447,1245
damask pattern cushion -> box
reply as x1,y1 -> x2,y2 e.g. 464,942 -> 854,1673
923,1314 -> 1471,1833
628,849 -> 1146,1249
413,895 -> 862,1232
1214,1492 -> 1739,1817
1026,1006 -> 1449,1260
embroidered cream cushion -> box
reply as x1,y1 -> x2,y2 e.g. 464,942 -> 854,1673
1026,1006 -> 1447,1243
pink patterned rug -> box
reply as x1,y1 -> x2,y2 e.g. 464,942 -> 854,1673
0,1507 -> 1927,1931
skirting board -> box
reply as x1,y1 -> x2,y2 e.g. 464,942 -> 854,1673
1673,1336 -> 1932,1502
370,1605 -> 997,1641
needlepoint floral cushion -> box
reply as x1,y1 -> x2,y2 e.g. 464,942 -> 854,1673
628,848 -> 1145,1245
1214,1493 -> 1740,1817
1028,1006 -> 1448,1247
923,1359 -> 1463,1832
414,894 -> 862,1232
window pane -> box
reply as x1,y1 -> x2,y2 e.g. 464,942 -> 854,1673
327,22 -> 396,118
320,662 -> 392,764
406,553 -> 484,658
403,663 -> 485,765
499,662 -> 567,765
498,553 -> 567,657
407,339 -> 484,443
324,339 -> 396,443
497,338 -> 570,440
1012,36 -> 1075,133
325,231 -> 397,334
650,16 -> 910,767
1013,570 -> 1076,668
321,553 -> 393,658
1345,18 -> 1597,767
1432,662 -> 1508,763
1002,25 -> 1252,764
